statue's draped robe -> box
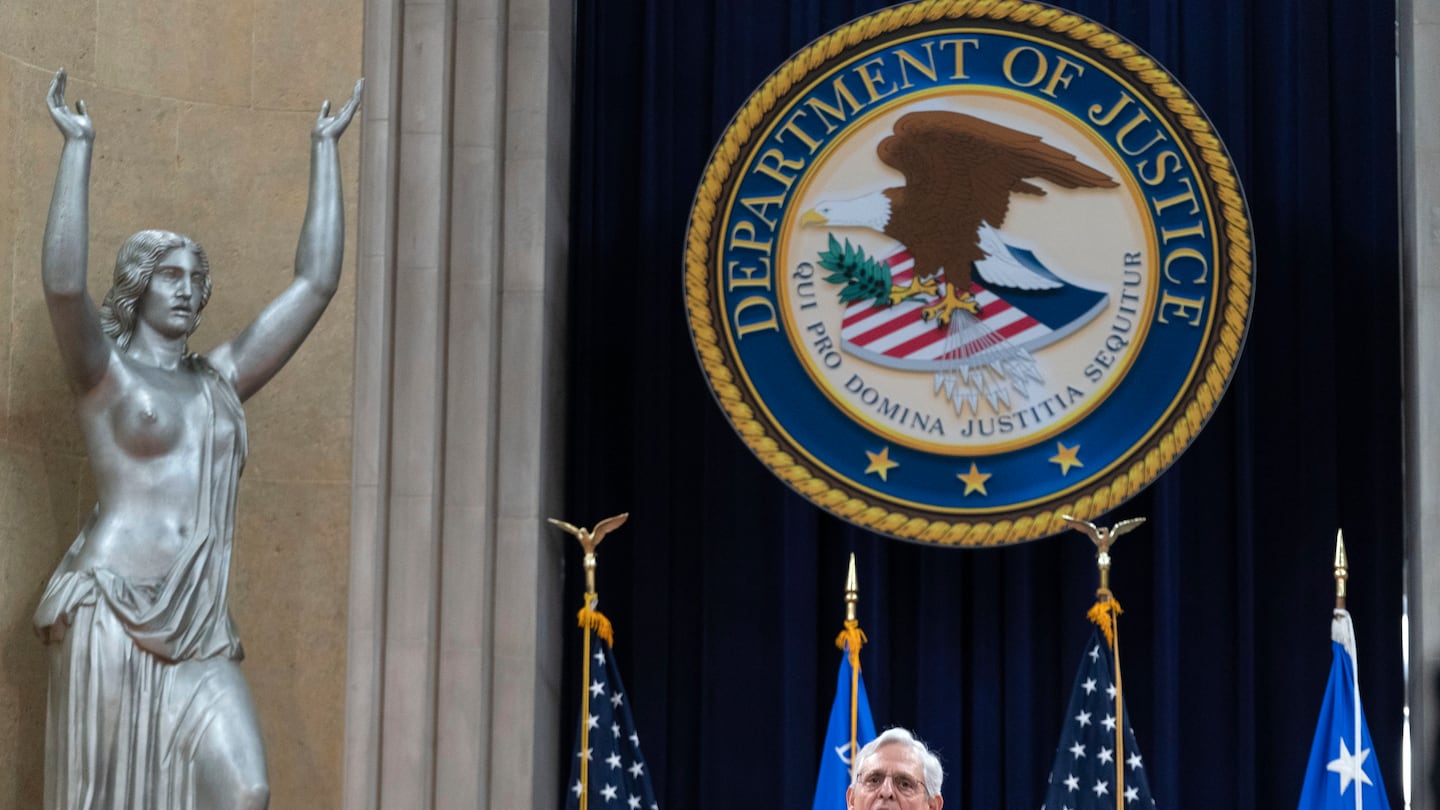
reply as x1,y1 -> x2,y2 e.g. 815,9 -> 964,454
33,360 -> 251,810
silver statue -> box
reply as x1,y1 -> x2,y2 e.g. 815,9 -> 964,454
32,68 -> 361,810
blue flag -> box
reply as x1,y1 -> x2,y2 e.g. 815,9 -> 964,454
1297,610 -> 1391,809
565,630 -> 660,810
1041,626 -> 1156,809
812,642 -> 877,810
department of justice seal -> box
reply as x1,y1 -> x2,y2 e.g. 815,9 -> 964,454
684,1 -> 1253,546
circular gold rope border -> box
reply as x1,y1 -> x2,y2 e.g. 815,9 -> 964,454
684,0 -> 1254,546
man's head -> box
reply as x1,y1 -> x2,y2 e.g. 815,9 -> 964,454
847,727 -> 943,810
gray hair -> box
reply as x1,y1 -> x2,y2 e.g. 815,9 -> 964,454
99,229 -> 212,350
851,727 -> 944,799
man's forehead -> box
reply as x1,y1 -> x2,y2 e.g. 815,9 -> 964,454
864,742 -> 924,772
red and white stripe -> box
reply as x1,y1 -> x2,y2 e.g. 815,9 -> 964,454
839,249 -> 1052,364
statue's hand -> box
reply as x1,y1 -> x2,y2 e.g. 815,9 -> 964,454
313,79 -> 364,142
47,69 -> 94,143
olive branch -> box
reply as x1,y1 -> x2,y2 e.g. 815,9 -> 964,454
817,234 -> 892,307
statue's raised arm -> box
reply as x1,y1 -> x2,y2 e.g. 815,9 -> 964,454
41,69 -> 109,394
208,79 -> 363,401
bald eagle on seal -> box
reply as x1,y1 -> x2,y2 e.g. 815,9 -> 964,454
802,111 -> 1118,325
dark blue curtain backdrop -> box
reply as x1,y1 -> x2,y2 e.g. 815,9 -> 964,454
563,1 -> 1402,808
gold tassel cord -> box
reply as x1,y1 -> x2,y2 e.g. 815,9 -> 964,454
578,599 -> 615,647
1087,595 -> 1125,810
835,619 -> 868,774
835,620 -> 868,671
1085,592 -> 1121,649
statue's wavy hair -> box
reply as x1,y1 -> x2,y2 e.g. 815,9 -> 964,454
99,230 -> 212,351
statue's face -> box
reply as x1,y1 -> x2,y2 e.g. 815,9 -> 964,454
139,246 -> 207,339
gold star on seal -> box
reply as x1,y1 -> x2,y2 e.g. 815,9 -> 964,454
957,462 -> 991,496
864,447 -> 900,481
1049,441 -> 1083,476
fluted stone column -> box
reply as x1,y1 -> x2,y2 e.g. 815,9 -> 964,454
1402,0 -> 1439,806
345,0 -> 570,806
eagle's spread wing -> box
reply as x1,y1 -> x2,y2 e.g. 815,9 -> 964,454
1109,517 -> 1147,539
1061,515 -> 1102,542
588,513 -> 630,548
877,111 -> 1117,286
547,518 -> 584,538
974,223 -> 1063,290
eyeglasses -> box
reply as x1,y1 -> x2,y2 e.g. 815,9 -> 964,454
857,769 -> 926,797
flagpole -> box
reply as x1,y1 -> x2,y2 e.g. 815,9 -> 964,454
579,588 -> 594,810
1063,515 -> 1145,810
1096,536 -> 1125,810
551,513 -> 629,810
843,554 -> 862,778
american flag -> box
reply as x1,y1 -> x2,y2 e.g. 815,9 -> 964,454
565,630 -> 660,810
1041,628 -> 1156,810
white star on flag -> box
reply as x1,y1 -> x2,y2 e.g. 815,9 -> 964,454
1326,738 -> 1373,794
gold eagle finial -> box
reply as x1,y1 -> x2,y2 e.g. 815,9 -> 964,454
1061,514 -> 1146,595
548,513 -> 630,594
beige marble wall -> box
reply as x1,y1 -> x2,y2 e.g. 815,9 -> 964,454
0,0 -> 361,806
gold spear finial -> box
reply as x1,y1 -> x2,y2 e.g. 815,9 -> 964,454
548,513 -> 630,593
845,553 -> 859,623
1061,515 -> 1147,596
836,552 -> 867,779
1333,529 -> 1348,611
